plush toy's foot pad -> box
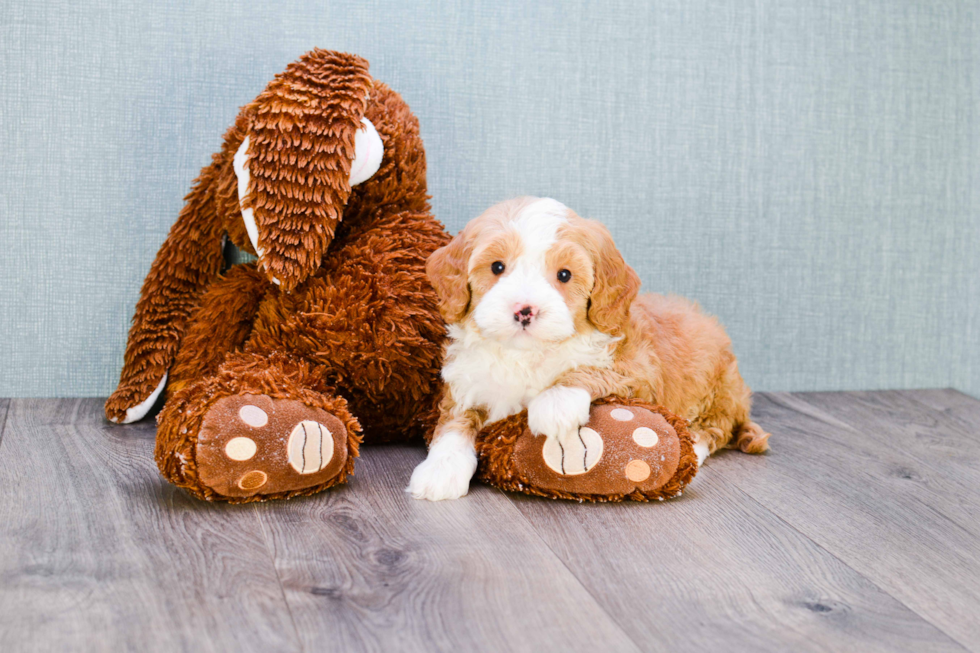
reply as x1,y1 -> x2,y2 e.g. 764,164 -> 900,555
512,403 -> 684,497
195,394 -> 349,498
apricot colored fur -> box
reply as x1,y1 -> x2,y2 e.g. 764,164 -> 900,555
550,292 -> 771,455
554,217 -> 771,456
426,199 -> 770,461
107,50 -> 450,500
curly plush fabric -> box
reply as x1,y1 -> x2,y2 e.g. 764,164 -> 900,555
106,50 -> 449,501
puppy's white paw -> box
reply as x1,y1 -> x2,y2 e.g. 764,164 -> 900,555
407,431 -> 478,501
694,442 -> 710,467
528,386 -> 592,441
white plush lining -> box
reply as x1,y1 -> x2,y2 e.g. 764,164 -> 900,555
232,136 -> 280,285
232,136 -> 261,255
119,372 -> 168,424
348,118 -> 384,186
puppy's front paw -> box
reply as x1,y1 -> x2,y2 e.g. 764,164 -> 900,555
407,432 -> 478,501
528,386 -> 592,441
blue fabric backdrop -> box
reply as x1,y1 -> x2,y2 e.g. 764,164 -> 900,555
1,0 -> 977,397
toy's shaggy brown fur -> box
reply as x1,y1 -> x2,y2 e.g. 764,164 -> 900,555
106,50 -> 449,501
476,397 -> 699,502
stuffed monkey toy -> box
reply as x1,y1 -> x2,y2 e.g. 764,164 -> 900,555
106,50 -> 450,501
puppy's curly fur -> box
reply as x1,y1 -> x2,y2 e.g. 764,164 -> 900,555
411,197 -> 768,500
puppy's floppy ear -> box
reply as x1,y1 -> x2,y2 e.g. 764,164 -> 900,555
586,221 -> 641,336
426,231 -> 472,324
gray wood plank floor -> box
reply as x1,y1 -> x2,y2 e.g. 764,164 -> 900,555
1,390 -> 978,652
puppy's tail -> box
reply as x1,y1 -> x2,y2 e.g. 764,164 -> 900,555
734,420 -> 770,454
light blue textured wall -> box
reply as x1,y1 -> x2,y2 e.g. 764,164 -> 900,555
1,0 -> 978,398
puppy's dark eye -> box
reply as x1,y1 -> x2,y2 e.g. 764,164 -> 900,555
557,269 -> 572,283
491,261 -> 506,275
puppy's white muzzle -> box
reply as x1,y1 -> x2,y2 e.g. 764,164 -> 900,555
473,264 -> 574,346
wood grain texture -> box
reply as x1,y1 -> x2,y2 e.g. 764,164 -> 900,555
2,392 -> 979,652
896,388 -> 980,438
256,444 -> 641,653
713,392 -> 980,650
796,390 -> 980,537
507,467 -> 964,652
0,399 -> 299,653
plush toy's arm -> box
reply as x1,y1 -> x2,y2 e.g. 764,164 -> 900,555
105,168 -> 225,423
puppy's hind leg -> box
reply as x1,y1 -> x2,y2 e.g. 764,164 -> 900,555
734,420 -> 770,454
726,365 -> 771,455
690,426 -> 728,467
690,356 -> 770,465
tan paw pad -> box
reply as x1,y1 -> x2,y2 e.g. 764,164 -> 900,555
625,459 -> 651,482
632,427 -> 659,448
287,421 -> 334,474
542,426 -> 604,475
225,437 -> 257,461
238,405 -> 268,427
238,470 -> 267,490
609,408 -> 634,421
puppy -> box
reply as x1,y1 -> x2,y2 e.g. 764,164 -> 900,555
408,197 -> 770,501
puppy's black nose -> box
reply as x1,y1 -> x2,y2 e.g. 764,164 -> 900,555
514,305 -> 535,327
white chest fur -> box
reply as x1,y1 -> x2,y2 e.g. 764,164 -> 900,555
442,322 -> 616,423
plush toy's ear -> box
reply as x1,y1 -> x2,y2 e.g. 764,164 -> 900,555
235,50 -> 376,291
584,221 -> 641,336
426,231 -> 473,324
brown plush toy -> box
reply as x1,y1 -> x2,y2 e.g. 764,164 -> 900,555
476,397 -> 698,502
106,50 -> 450,502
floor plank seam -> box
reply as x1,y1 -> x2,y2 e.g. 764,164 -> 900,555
253,503 -> 306,653
722,471 -> 972,652
0,399 -> 11,452
499,490 -> 649,653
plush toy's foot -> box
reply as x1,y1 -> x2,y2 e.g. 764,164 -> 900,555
154,352 -> 363,503
192,394 -> 352,499
477,398 -> 698,502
